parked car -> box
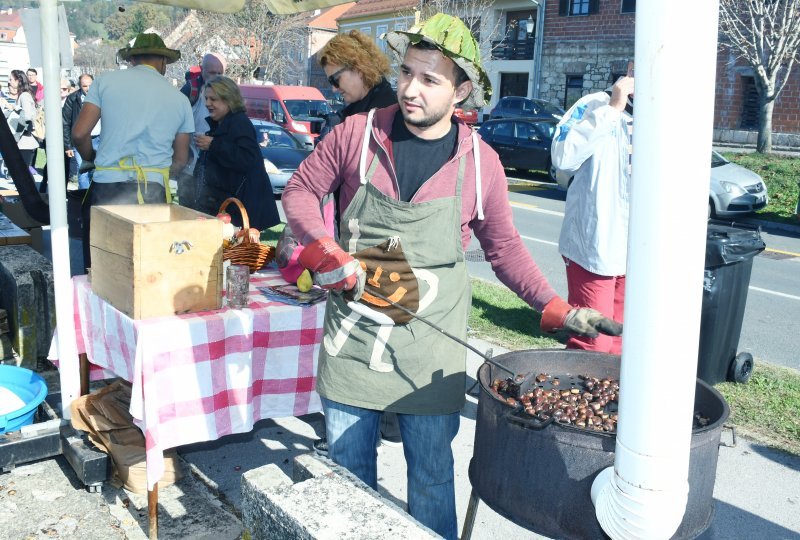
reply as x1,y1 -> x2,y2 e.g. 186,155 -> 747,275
477,117 -> 558,177
251,120 -> 312,195
490,96 -> 565,121
709,151 -> 768,217
241,85 -> 332,149
454,107 -> 478,124
554,150 -> 769,218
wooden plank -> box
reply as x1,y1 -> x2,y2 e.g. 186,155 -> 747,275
0,214 -> 31,245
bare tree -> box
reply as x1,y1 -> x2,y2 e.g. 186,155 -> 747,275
192,0 -> 307,84
719,0 -> 800,153
72,40 -> 118,75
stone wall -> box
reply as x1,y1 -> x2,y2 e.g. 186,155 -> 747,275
0,245 -> 56,368
538,39 -> 634,108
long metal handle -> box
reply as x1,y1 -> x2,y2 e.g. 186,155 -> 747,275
360,287 -> 516,378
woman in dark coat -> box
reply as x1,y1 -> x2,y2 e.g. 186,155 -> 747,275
193,76 -> 280,231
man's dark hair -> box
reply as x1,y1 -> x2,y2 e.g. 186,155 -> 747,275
27,68 -> 37,75
409,41 -> 469,87
79,74 -> 94,85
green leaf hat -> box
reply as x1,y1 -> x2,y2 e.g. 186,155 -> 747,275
384,13 -> 492,110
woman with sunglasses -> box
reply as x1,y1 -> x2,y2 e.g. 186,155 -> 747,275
317,30 -> 396,142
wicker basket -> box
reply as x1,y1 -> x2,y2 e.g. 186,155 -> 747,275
219,197 -> 275,273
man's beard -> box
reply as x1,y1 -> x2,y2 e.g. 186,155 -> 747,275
401,99 -> 452,128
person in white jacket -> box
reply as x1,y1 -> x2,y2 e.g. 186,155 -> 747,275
551,74 -> 634,355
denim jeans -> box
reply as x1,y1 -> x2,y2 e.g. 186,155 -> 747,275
321,397 -> 459,540
73,140 -> 99,189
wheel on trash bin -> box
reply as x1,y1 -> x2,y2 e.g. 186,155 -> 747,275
728,352 -> 754,384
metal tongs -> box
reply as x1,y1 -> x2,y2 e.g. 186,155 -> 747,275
355,286 -> 517,379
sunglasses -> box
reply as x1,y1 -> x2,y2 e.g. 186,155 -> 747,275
327,67 -> 347,88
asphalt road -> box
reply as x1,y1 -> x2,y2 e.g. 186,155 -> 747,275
465,175 -> 800,372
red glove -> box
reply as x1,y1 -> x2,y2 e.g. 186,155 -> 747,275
540,296 -> 623,337
298,237 -> 362,291
540,296 -> 573,333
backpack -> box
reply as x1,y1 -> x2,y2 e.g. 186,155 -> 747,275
31,104 -> 46,144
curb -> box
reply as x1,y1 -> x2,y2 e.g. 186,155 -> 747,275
738,216 -> 800,235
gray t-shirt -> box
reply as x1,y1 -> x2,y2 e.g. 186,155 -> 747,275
86,64 -> 194,185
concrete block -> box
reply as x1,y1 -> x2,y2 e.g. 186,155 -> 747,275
732,130 -> 750,144
0,245 -> 56,367
242,454 -> 441,540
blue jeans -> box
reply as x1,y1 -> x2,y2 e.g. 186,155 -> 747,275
73,146 -> 92,189
321,397 -> 459,539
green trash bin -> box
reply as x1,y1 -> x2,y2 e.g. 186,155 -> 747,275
697,220 -> 766,385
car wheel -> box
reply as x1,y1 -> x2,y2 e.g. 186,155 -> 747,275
708,199 -> 715,219
548,160 -> 556,182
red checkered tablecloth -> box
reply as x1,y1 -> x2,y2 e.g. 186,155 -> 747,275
49,268 -> 325,490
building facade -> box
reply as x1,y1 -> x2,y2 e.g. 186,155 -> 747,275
534,0 -> 798,147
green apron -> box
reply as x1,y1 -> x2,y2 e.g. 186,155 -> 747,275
317,110 -> 476,415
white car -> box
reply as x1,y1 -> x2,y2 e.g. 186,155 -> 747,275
709,151 -> 768,217
555,151 -> 769,218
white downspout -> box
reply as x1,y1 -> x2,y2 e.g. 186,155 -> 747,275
39,0 -> 80,418
531,0 -> 544,99
590,1 -> 720,538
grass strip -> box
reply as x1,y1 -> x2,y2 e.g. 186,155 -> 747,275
717,363 -> 800,455
723,152 -> 800,222
469,277 -> 800,455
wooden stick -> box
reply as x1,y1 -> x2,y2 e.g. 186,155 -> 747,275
460,488 -> 480,540
79,353 -> 89,396
148,484 -> 158,540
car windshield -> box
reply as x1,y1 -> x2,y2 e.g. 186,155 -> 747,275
255,125 -> 302,149
284,99 -> 331,119
711,151 -> 728,168
533,100 -> 564,115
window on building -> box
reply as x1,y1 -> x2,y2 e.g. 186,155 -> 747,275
559,0 -> 599,16
360,26 -> 372,36
506,10 -> 536,41
564,75 -> 584,109
376,24 -> 388,52
740,76 -> 759,130
621,0 -> 636,13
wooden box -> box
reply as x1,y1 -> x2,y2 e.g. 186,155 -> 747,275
90,204 -> 223,319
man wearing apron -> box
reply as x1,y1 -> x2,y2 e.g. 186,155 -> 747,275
282,14 -> 622,539
72,33 -> 194,271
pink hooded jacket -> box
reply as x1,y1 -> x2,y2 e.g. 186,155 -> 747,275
282,105 -> 558,312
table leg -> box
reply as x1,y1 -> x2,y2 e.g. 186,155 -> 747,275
460,488 -> 480,540
148,484 -> 158,539
79,353 -> 90,396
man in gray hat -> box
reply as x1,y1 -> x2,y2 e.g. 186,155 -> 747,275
72,32 -> 194,271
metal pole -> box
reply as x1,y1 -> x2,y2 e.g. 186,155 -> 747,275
591,1 -> 720,537
39,0 -> 80,418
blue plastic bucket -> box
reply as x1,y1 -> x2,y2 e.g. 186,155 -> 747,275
0,365 -> 49,434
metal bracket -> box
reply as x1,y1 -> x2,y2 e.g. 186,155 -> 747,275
169,240 -> 193,254
720,423 -> 737,447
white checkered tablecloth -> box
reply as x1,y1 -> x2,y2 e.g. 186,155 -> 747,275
49,268 -> 325,490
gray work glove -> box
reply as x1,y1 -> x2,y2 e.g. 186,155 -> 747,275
563,308 -> 623,338
342,263 -> 366,303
